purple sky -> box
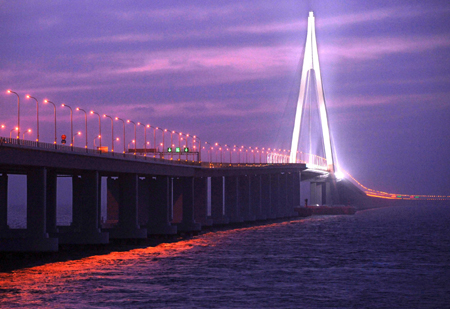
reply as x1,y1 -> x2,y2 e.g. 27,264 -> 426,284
1,1 -> 450,195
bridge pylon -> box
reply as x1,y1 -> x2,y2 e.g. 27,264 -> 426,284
289,11 -> 335,173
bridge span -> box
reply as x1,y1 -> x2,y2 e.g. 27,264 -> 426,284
0,139 -> 334,252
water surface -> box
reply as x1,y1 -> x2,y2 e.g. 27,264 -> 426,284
1,202 -> 449,308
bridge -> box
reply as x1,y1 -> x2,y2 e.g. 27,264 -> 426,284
0,12 -> 439,252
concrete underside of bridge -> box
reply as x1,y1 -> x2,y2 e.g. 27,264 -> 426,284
0,144 -> 337,252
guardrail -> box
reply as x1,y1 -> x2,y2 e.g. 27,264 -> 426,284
0,136 -> 201,166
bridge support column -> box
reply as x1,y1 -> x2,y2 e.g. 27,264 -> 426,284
225,176 -> 243,223
291,171 -> 301,215
324,182 -> 331,205
105,177 -> 119,227
270,173 -> 281,218
46,170 -> 58,235
138,177 -> 149,227
261,174 -> 273,219
59,171 -> 109,245
286,172 -> 295,217
177,176 -> 201,233
0,168 -> 58,252
310,182 -> 322,206
107,173 -> 147,239
251,175 -> 265,220
239,175 -> 256,222
194,177 -> 213,226
279,173 -> 288,217
145,176 -> 177,235
0,173 -> 8,232
211,176 -> 229,225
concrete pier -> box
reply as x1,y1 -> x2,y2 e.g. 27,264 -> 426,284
194,177 -> 213,226
144,176 -> 177,235
58,171 -> 109,245
46,170 -> 58,234
250,175 -> 265,220
211,176 -> 229,225
107,173 -> 147,239
0,169 -> 59,252
261,174 -> 274,219
0,173 -> 8,232
177,177 -> 201,233
225,176 -> 243,223
239,175 -> 256,222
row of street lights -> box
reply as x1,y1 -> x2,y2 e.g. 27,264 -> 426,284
5,90 -> 203,156
4,89 -> 285,164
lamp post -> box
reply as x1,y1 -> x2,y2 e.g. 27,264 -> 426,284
184,133 -> 190,160
44,100 -> 57,144
115,117 -> 125,153
137,122 -> 146,155
76,108 -> 88,149
73,131 -> 82,146
127,120 -> 136,154
215,143 -> 223,164
22,128 -> 31,140
90,111 -> 101,148
61,104 -> 73,146
25,95 -> 39,142
205,141 -> 213,163
155,127 -> 164,158
143,124 -> 151,156
225,144 -> 232,164
104,114 -> 114,152
170,130 -> 175,159
9,127 -> 18,139
178,132 -> 182,160
194,136 -> 201,162
6,90 -> 20,139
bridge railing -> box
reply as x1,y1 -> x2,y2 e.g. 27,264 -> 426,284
266,151 -> 328,170
0,136 -> 202,166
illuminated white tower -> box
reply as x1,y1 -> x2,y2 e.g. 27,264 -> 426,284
289,11 -> 334,172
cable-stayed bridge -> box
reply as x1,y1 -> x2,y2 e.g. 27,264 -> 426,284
0,12 -> 446,252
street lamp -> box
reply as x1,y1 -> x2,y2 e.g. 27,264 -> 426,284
6,90 -> 20,139
73,131 -> 82,146
215,143 -> 223,164
25,95 -> 39,142
137,122 -> 146,155
141,123 -> 151,156
9,127 -> 18,139
61,104 -> 73,146
178,132 -> 182,160
22,128 -> 31,140
155,127 -> 164,158
127,120 -> 136,154
194,136 -> 201,162
76,108 -> 88,149
225,144 -> 232,163
104,114 -> 114,152
43,100 -> 57,144
90,111 -> 101,148
115,117 -> 125,153
205,141 -> 213,163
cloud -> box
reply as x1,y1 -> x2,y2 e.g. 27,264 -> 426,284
330,92 -> 450,109
323,35 -> 450,61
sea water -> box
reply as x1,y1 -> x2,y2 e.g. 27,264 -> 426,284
1,202 -> 449,308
